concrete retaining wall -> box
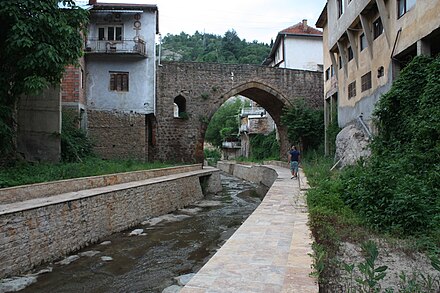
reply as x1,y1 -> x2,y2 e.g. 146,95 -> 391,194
0,167 -> 221,278
217,161 -> 278,188
0,164 -> 202,205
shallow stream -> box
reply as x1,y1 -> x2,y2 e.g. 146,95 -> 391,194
19,172 -> 266,293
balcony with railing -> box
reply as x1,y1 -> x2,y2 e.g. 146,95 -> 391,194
84,38 -> 147,57
222,141 -> 241,149
241,106 -> 266,117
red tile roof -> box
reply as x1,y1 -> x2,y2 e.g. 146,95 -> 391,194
280,21 -> 322,36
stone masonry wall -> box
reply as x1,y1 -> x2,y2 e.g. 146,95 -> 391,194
155,62 -> 323,164
217,161 -> 278,188
0,165 -> 201,205
87,110 -> 147,160
0,169 -> 221,278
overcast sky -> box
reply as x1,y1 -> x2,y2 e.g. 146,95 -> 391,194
88,0 -> 327,44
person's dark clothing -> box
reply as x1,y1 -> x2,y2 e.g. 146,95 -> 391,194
289,150 -> 300,162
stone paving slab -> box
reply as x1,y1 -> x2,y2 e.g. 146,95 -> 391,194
181,165 -> 318,293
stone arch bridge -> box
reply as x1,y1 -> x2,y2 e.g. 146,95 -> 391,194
153,61 -> 323,163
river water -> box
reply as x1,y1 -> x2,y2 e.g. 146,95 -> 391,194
20,172 -> 266,293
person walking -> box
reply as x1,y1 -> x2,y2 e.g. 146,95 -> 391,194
288,145 -> 300,179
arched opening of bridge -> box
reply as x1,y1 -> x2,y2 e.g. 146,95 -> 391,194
202,83 -> 290,164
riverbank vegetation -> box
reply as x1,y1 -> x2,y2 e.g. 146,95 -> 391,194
304,55 -> 440,291
0,158 -> 173,189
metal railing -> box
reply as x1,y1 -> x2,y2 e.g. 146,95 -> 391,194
84,38 -> 146,56
222,141 -> 241,149
241,107 -> 266,116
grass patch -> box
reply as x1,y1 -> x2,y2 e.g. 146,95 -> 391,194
0,158 -> 175,188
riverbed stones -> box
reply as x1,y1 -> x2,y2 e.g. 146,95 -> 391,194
56,255 -> 79,265
142,214 -> 191,226
0,276 -> 37,292
100,256 -> 113,262
194,200 -> 222,208
78,250 -> 100,257
99,240 -> 111,245
129,229 -> 144,236
161,285 -> 182,293
178,207 -> 202,215
174,273 -> 195,286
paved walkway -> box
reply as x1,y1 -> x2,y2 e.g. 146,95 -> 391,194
181,165 -> 317,293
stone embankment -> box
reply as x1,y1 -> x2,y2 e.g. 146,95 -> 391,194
0,165 -> 221,279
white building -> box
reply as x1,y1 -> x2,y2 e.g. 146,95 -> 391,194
83,1 -> 159,160
85,1 -> 158,114
263,19 -> 323,71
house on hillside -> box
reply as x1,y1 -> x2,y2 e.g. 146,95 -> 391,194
263,19 -> 323,71
62,0 -> 159,161
316,0 -> 440,160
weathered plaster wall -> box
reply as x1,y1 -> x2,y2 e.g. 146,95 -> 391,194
16,86 -> 61,163
0,168 -> 221,279
284,36 -> 323,71
86,9 -> 156,114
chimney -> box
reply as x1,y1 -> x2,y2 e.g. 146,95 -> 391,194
302,19 -> 308,31
89,0 -> 97,4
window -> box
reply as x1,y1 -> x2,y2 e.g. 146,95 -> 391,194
361,72 -> 372,92
377,66 -> 384,78
348,46 -> 353,61
325,67 -> 330,81
339,55 -> 342,69
98,26 -> 123,41
348,81 -> 356,99
331,65 -> 335,76
360,33 -> 367,51
110,72 -> 129,91
174,95 -> 187,118
398,0 -> 416,18
337,0 -> 344,17
373,18 -> 383,39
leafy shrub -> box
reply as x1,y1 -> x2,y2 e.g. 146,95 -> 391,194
61,110 -> 94,162
204,148 -> 221,166
0,158 -> 172,188
281,98 -> 324,151
341,55 -> 440,239
249,131 -> 280,160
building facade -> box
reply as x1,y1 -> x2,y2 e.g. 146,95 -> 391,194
263,19 -> 323,71
238,101 -> 276,158
317,0 -> 440,155
83,1 -> 158,160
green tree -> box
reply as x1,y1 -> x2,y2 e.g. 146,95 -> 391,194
250,131 -> 280,160
205,98 -> 243,148
281,99 -> 324,151
0,0 -> 88,158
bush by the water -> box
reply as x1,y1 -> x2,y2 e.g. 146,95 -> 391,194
0,158 -> 172,188
249,131 -> 280,160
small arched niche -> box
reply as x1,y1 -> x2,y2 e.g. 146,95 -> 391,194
174,95 -> 187,118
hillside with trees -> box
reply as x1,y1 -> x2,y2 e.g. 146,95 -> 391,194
160,30 -> 271,64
